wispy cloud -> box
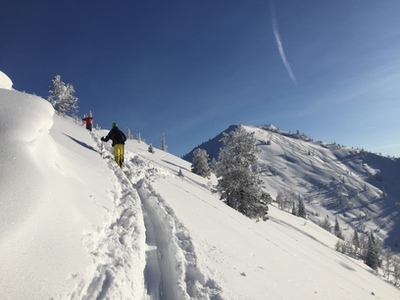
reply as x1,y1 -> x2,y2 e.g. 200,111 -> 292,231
270,0 -> 297,85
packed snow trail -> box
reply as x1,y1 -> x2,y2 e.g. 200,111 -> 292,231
142,207 -> 163,298
66,133 -> 146,299
138,181 -> 181,300
124,153 -> 223,300
81,132 -> 223,299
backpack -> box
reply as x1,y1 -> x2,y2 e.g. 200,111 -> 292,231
113,129 -> 127,144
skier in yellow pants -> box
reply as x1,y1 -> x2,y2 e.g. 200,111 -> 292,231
113,144 -> 124,168
101,122 -> 127,168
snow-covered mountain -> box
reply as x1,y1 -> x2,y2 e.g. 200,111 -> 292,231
184,124 -> 400,251
1,70 -> 399,299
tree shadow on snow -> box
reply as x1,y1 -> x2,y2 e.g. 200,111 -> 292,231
63,133 -> 97,153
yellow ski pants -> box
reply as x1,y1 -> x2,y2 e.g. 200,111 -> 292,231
113,144 -> 124,167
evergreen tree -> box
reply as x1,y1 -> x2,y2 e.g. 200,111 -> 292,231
276,189 -> 296,212
191,148 -> 211,178
216,126 -> 270,221
365,231 -> 379,270
393,258 -> 400,285
352,229 -> 360,256
148,144 -> 155,154
48,75 -> 78,116
297,195 -> 306,218
334,216 -> 343,239
319,215 -> 332,232
276,191 -> 284,210
126,128 -> 133,139
382,247 -> 393,279
359,233 -> 369,260
291,202 -> 297,216
209,157 -> 218,173
161,133 -> 167,152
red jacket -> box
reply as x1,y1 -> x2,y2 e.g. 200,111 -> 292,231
82,117 -> 93,125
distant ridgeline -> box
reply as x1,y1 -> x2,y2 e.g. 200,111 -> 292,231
183,124 -> 314,162
184,123 -> 399,163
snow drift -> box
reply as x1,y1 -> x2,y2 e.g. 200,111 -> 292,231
0,70 -> 13,90
0,71 -> 399,299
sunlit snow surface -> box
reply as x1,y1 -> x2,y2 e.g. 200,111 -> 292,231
0,70 -> 13,89
0,72 -> 398,299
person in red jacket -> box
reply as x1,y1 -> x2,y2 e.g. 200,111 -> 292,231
82,111 -> 93,131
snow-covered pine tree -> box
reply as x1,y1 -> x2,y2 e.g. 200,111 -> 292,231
393,258 -> 400,285
161,133 -> 168,152
276,189 -> 296,212
297,195 -> 306,218
359,233 -> 369,259
276,191 -> 285,210
216,125 -> 270,221
334,216 -> 343,239
148,144 -> 155,154
382,247 -> 393,279
191,148 -> 211,178
319,215 -> 332,232
209,157 -> 218,173
161,134 -> 167,152
126,128 -> 133,139
48,75 -> 78,117
352,229 -> 360,256
365,231 -> 379,270
291,202 -> 297,216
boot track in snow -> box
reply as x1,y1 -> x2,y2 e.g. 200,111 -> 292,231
68,132 -> 222,299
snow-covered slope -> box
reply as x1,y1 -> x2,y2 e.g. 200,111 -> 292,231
1,72 -> 399,299
0,70 -> 13,89
185,124 -> 400,251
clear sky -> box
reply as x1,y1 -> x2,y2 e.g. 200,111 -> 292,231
1,0 -> 400,158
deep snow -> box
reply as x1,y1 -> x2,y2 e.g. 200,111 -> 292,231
0,71 -> 399,299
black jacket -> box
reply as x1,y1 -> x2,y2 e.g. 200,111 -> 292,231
102,127 -> 127,146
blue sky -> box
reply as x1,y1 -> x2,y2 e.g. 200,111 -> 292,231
1,0 -> 400,157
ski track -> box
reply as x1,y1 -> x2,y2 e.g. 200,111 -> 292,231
125,153 -> 223,300
66,133 -> 222,300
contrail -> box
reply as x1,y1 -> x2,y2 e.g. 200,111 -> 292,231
270,0 -> 297,85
